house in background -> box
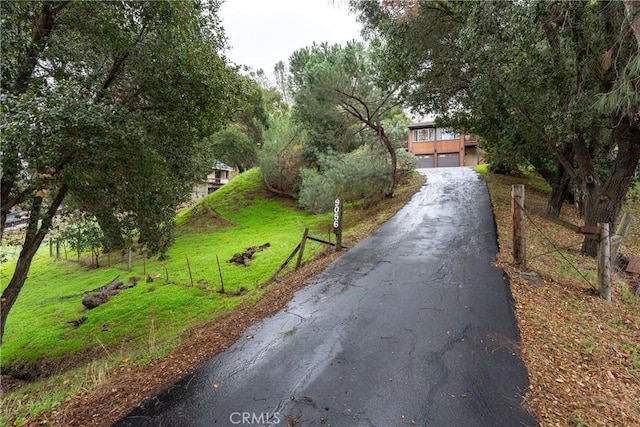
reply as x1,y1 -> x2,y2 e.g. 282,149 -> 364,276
191,161 -> 237,200
407,121 -> 482,168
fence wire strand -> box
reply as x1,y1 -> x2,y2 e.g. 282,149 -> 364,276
516,200 -> 596,288
528,240 -> 585,260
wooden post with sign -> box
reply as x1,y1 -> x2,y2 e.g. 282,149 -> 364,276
333,199 -> 343,252
512,185 -> 526,270
598,222 -> 611,302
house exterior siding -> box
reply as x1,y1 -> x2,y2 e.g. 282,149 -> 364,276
407,121 -> 482,167
190,162 -> 238,201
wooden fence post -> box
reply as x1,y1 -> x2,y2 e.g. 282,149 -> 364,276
186,255 -> 194,287
512,185 -> 526,270
216,255 -> 225,294
263,243 -> 301,288
295,227 -> 309,269
598,222 -> 611,302
162,262 -> 169,283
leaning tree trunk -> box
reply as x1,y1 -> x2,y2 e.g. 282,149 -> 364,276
546,145 -> 575,216
579,122 -> 640,256
0,186 -> 67,343
547,164 -> 573,216
376,125 -> 397,197
1,246 -> 42,342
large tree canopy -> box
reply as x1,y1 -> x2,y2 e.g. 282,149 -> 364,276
207,75 -> 269,172
353,0 -> 640,255
0,0 -> 245,341
289,41 -> 403,196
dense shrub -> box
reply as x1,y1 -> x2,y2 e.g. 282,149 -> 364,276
396,148 -> 418,178
297,147 -> 397,214
258,111 -> 305,195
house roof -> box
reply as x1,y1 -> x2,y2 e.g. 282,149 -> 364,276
408,121 -> 436,129
214,161 -> 234,171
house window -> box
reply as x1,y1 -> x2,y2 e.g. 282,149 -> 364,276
413,128 -> 435,142
437,128 -> 460,140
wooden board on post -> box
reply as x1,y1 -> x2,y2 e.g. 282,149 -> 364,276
611,212 -> 632,260
512,185 -> 526,270
333,198 -> 343,253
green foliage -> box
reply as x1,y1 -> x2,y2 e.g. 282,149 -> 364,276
1,0 -> 250,340
297,148 -> 393,214
628,182 -> 640,203
258,111 -> 306,196
208,126 -> 257,173
288,41 -> 404,197
475,164 -> 489,175
1,0 -> 243,249
353,0 -> 640,246
382,112 -> 411,148
56,215 -> 104,262
290,42 -> 369,159
261,86 -> 290,114
396,148 -> 418,172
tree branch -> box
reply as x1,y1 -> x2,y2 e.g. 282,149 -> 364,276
95,23 -> 148,103
261,173 -> 295,199
13,1 -> 69,94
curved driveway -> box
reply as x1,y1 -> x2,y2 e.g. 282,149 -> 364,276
116,168 -> 537,427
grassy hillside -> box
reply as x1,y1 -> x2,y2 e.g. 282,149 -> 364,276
1,169 -> 334,368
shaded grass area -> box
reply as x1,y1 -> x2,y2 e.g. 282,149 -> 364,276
482,171 -> 640,426
1,169 -> 426,426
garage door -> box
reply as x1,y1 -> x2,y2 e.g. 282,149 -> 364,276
415,154 -> 434,168
436,153 -> 460,167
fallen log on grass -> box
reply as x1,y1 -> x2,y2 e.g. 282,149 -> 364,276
82,275 -> 137,309
229,243 -> 271,266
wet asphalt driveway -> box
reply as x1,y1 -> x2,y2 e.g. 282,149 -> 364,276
116,168 -> 537,427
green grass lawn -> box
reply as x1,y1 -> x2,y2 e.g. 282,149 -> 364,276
1,168 -> 331,370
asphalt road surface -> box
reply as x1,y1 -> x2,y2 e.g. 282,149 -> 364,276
116,168 -> 537,427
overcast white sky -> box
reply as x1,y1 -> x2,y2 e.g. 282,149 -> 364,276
219,0 -> 363,78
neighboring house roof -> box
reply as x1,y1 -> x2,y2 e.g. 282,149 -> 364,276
214,161 -> 234,171
408,121 -> 436,129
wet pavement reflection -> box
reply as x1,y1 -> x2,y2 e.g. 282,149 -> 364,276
115,168 -> 537,427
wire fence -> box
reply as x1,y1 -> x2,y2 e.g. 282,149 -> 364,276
518,201 -> 597,289
511,184 -> 637,301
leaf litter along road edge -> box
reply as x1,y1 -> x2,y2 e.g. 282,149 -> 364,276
484,172 -> 640,427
